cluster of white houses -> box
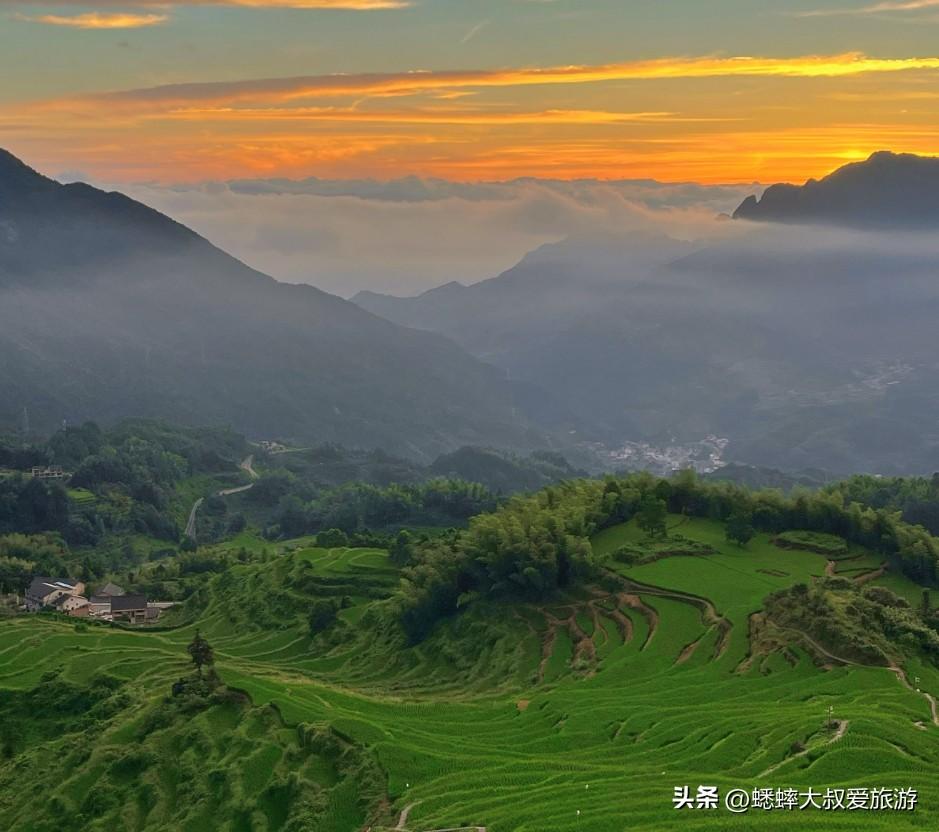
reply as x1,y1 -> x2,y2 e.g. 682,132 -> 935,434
30,465 -> 68,480
24,577 -> 170,623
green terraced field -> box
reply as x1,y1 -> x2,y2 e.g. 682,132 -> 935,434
3,528 -> 939,831
66,487 -> 97,508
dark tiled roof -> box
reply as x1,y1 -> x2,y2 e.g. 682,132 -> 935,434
26,577 -> 55,598
111,594 -> 147,613
98,582 -> 125,597
26,577 -> 74,599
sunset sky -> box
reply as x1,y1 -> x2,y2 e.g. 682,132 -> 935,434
2,0 -> 939,184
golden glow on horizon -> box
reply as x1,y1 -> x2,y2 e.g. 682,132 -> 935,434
222,0 -> 410,7
14,0 -> 408,8
158,107 -> 718,125
14,12 -> 169,28
4,51 -> 939,184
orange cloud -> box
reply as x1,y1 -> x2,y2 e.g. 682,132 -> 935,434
14,11 -> 168,27
798,0 -> 939,15
224,0 -> 409,6
8,0 -> 407,7
159,107 -> 716,125
7,52 -> 939,185
35,52 -> 939,115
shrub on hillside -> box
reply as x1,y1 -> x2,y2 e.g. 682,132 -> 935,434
611,535 -> 713,566
862,586 -> 910,609
309,599 -> 340,634
775,530 -> 848,556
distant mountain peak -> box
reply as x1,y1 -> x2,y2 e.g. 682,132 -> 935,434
0,148 -> 207,285
733,151 -> 939,228
0,148 -> 57,194
0,147 -> 33,172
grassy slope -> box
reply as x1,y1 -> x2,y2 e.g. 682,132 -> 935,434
3,525 -> 939,830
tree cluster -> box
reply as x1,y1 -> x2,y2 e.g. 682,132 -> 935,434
266,478 -> 497,539
392,480 -> 611,642
826,474 -> 939,536
391,469 -> 939,642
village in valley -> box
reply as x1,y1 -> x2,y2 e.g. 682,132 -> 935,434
23,577 -> 173,624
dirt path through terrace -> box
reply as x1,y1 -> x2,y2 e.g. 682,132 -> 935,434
616,578 -> 731,659
675,631 -> 709,665
536,606 -> 599,680
758,719 -> 849,778
854,563 -> 887,586
393,801 -> 486,832
395,803 -> 419,830
769,620 -> 863,667
218,484 -> 254,497
619,593 -> 659,650
537,623 -> 559,684
889,663 -> 939,726
535,593 -> 648,682
768,618 -> 939,727
734,613 -> 763,674
186,455 -> 259,539
603,604 -> 634,645
588,602 -> 610,648
566,612 -> 597,668
587,589 -> 633,645
240,454 -> 259,479
421,828 -> 487,832
184,497 -> 203,540
420,827 -> 487,832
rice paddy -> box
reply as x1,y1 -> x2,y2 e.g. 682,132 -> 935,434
3,525 -> 939,830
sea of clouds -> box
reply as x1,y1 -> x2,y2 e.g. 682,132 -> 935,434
119,176 -> 758,297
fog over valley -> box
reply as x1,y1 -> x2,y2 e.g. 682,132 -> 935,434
5,150 -> 939,477
118,175 -> 757,297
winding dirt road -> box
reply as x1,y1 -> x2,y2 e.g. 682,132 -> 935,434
184,497 -> 203,540
769,618 -> 939,727
395,803 -> 418,830
240,454 -> 259,479
185,455 -> 259,540
758,719 -> 850,778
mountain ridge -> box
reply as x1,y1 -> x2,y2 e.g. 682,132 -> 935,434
733,150 -> 939,228
0,148 -> 544,459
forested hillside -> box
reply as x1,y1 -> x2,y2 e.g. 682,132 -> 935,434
6,468 -> 939,829
0,421 -> 583,592
0,149 -> 540,459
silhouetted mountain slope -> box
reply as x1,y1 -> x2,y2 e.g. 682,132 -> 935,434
354,233 -> 694,359
354,234 -> 698,440
429,446 -> 586,493
733,151 -> 939,228
0,150 -> 541,459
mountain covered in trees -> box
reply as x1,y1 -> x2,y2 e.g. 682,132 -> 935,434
0,149 -> 540,460
733,151 -> 939,228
